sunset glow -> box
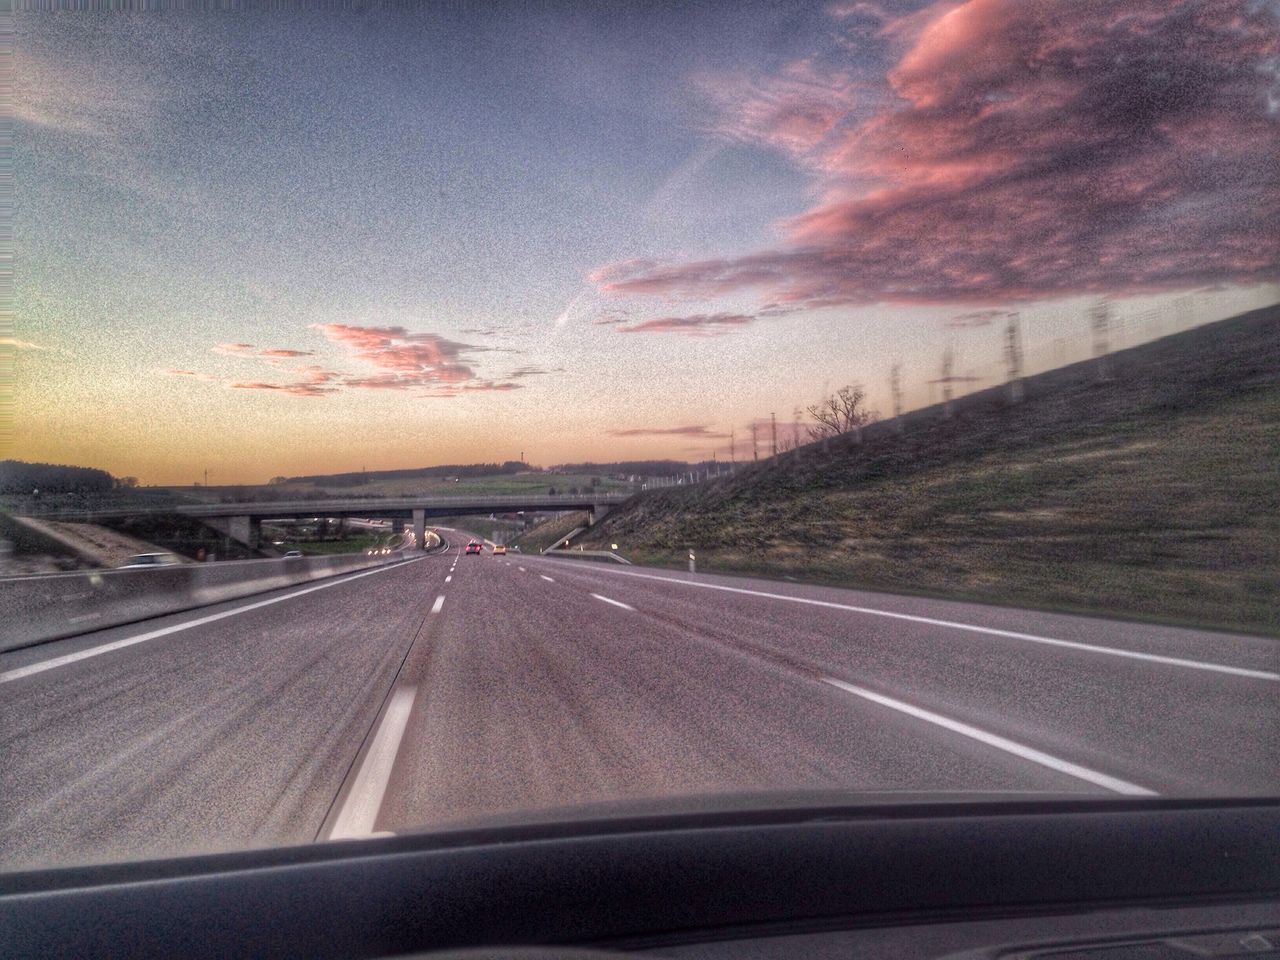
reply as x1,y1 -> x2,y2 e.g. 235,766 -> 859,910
11,1 -> 1279,483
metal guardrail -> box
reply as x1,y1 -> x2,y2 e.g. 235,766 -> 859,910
540,548 -> 631,565
540,527 -> 587,553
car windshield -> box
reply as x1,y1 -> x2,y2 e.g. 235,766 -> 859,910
2,1 -> 1277,875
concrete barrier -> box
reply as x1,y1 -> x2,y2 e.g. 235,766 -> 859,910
0,550 -> 413,654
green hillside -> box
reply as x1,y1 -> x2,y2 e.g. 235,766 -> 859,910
579,305 -> 1280,635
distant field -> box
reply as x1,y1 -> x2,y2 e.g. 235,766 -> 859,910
580,306 -> 1280,636
279,533 -> 397,556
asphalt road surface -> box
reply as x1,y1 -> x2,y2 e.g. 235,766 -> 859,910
2,535 -> 1276,872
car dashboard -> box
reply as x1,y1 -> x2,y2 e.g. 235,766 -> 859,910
1,798 -> 1277,960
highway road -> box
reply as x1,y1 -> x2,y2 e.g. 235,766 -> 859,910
1,535 -> 1276,872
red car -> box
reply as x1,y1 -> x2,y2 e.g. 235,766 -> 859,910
465,541 -> 482,554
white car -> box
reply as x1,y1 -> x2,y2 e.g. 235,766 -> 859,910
118,553 -> 181,569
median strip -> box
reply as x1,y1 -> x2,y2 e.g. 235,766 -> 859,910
0,557 -> 427,684
327,685 -> 417,839
822,677 -> 1155,796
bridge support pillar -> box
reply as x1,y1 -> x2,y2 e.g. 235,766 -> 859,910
413,509 -> 426,549
589,504 -> 612,526
203,515 -> 259,550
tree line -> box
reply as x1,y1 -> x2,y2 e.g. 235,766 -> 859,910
0,460 -> 117,495
281,461 -> 528,486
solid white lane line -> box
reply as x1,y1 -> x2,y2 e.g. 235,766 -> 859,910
431,595 -> 445,614
327,685 -> 417,839
0,558 -> 427,684
590,593 -> 634,611
821,677 -> 1156,796
537,564 -> 1277,681
540,575 -> 555,583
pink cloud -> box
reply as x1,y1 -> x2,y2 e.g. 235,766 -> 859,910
507,365 -> 565,378
310,323 -> 480,387
185,326 -> 524,399
615,312 -> 757,336
298,366 -> 341,384
257,348 -> 315,358
424,380 -> 525,397
696,58 -> 862,160
595,0 -> 1280,306
609,425 -> 730,439
828,1 -> 893,23
461,381 -> 522,391
230,381 -> 336,398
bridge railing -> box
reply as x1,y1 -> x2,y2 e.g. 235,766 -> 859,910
11,491 -> 635,521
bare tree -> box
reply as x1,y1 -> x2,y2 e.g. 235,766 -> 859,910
807,384 -> 878,443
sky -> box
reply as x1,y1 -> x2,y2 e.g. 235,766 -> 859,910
8,0 -> 1279,484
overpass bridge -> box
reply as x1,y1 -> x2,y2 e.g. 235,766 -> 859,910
31,493 -> 633,551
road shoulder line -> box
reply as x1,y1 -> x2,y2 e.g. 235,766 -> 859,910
533,562 -> 1277,681
822,677 -> 1157,796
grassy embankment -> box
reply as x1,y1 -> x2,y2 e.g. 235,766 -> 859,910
511,511 -> 591,554
283,533 -> 400,556
577,306 -> 1280,636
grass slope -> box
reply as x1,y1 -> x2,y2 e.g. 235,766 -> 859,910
512,512 -> 591,553
580,306 -> 1280,635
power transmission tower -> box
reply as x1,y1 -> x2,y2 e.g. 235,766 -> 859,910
1004,313 -> 1025,403
890,362 -> 903,431
729,428 -> 735,466
751,421 -> 758,461
1091,300 -> 1112,381
792,406 -> 802,451
941,345 -> 955,419
770,412 -> 777,458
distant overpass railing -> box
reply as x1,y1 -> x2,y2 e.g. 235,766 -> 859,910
21,492 -> 634,522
